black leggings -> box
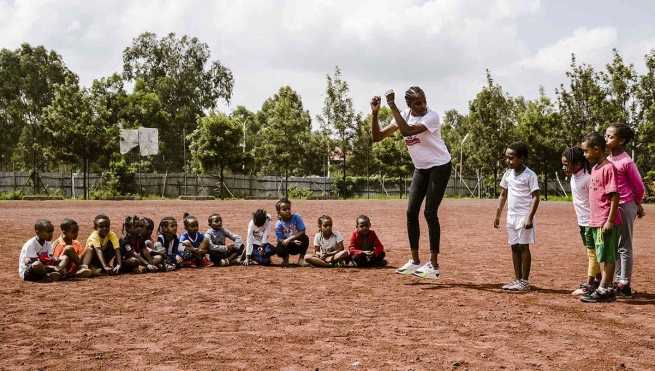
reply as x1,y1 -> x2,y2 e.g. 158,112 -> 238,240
406,162 -> 452,254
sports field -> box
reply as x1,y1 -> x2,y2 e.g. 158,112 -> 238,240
1,199 -> 654,370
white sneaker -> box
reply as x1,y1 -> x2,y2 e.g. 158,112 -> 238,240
411,261 -> 440,280
509,279 -> 530,291
396,259 -> 421,275
502,280 -> 519,290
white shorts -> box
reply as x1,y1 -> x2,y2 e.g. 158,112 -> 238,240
506,214 -> 536,245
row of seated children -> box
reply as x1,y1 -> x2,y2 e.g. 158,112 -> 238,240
18,198 -> 387,282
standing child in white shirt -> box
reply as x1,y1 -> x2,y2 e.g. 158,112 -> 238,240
494,141 -> 541,291
562,146 -> 600,295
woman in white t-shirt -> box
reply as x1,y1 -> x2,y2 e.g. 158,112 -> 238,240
305,215 -> 349,267
370,87 -> 452,280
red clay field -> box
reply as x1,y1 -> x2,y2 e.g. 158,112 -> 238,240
0,199 -> 654,370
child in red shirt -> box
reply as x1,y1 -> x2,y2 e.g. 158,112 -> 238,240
348,215 -> 387,267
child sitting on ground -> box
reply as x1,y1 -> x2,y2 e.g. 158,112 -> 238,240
155,216 -> 184,268
242,209 -> 276,266
348,215 -> 387,267
86,214 -> 122,275
142,217 -> 176,271
205,213 -> 244,266
179,213 -> 214,268
19,219 -> 64,282
305,215 -> 349,268
275,198 -> 309,267
119,216 -> 162,273
52,218 -> 95,278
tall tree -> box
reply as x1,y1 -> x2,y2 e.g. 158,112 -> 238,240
515,88 -> 563,199
41,78 -> 116,199
468,70 -> 516,197
556,54 -> 609,147
317,67 -> 357,199
254,86 -> 311,196
0,44 -> 76,178
348,114 -> 373,177
122,32 -> 234,171
635,49 -> 655,172
187,112 -> 244,199
229,106 -> 257,174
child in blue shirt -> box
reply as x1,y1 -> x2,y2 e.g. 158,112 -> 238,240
274,198 -> 309,267
179,213 -> 214,268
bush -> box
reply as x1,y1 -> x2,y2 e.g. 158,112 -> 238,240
288,184 -> 313,199
98,156 -> 138,196
0,191 -> 21,200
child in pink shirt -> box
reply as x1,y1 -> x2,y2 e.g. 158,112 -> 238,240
605,123 -> 646,299
580,132 -> 622,303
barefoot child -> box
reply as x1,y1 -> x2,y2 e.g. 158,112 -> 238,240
86,214 -> 122,275
242,209 -> 276,266
18,219 -> 64,282
562,147 -> 601,295
305,215 -> 349,267
580,132 -> 622,303
52,218 -> 95,278
275,198 -> 309,267
205,213 -> 243,266
494,141 -> 540,292
348,215 -> 386,267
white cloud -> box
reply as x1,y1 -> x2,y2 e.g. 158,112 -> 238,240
516,27 -> 618,74
0,0 -> 652,123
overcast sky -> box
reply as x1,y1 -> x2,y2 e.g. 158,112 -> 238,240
2,0 -> 655,122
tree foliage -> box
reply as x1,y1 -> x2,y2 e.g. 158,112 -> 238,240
122,32 -> 234,171
187,112 -> 244,199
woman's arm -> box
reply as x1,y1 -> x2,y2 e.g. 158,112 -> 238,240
384,90 -> 428,137
370,95 -> 398,142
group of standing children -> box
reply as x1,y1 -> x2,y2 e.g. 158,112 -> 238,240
18,198 -> 389,282
492,123 -> 645,303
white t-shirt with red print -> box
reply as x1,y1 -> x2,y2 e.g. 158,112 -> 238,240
390,107 -> 451,169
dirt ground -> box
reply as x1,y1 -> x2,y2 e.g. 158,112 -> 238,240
0,199 -> 654,370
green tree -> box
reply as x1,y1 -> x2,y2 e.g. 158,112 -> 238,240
187,112 -> 244,199
371,106 -> 414,196
348,114 -> 373,177
229,106 -> 256,174
0,44 -> 76,179
635,49 -> 655,172
122,32 -> 234,171
317,67 -> 357,199
468,70 -> 516,197
41,78 -> 116,199
556,54 -> 609,147
515,88 -> 563,199
254,86 -> 311,196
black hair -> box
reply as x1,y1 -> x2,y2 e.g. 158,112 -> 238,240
182,213 -> 196,227
584,131 -> 606,150
404,86 -> 425,105
562,147 -> 591,175
158,216 -> 177,236
253,209 -> 268,227
507,141 -> 529,160
141,217 -> 154,231
608,122 -> 635,147
93,214 -> 110,226
60,218 -> 78,232
356,215 -> 370,226
35,219 -> 52,232
317,215 -> 332,228
122,215 -> 142,235
208,213 -> 221,224
275,198 -> 291,212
